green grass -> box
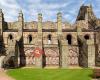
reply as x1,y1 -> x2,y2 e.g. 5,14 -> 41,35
7,68 -> 93,80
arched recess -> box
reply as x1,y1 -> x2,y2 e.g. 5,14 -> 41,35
28,35 -> 32,43
7,34 -> 13,44
47,34 -> 52,44
66,34 -> 72,45
84,34 -> 90,40
8,34 -> 13,40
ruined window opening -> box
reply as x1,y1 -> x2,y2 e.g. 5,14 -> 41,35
84,35 -> 89,40
66,34 -> 72,45
48,34 -> 51,44
8,34 -> 13,40
28,35 -> 32,43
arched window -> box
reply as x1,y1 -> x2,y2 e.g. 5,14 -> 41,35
8,34 -> 13,40
84,34 -> 89,40
66,34 -> 72,45
28,35 -> 32,43
48,34 -> 52,44
48,34 -> 51,40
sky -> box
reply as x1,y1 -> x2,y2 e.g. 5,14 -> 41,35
0,0 -> 100,23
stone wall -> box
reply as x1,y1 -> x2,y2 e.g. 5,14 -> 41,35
0,5 -> 99,68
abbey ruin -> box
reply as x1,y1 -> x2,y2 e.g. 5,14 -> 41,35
0,5 -> 100,68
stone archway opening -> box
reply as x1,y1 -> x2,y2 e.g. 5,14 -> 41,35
47,34 -> 52,44
28,35 -> 32,43
8,34 -> 13,40
48,34 -> 51,40
66,34 -> 72,45
84,34 -> 90,40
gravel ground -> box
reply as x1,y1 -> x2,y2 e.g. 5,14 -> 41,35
0,69 -> 15,80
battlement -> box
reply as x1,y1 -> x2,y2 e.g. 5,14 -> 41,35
0,5 -> 99,31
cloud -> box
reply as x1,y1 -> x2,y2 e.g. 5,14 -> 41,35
0,0 -> 100,23
0,0 -> 21,22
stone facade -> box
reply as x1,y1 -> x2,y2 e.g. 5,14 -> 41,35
0,5 -> 100,68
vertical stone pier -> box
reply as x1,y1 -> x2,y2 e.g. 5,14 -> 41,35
0,9 -> 4,35
57,12 -> 62,68
87,40 -> 95,68
35,37 -> 43,68
17,10 -> 24,67
0,9 -> 4,68
35,13 -> 43,68
61,40 -> 68,68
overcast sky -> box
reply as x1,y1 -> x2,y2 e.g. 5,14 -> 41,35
0,0 -> 100,23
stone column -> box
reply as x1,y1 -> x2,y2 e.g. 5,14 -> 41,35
35,13 -> 43,68
17,44 -> 20,67
0,9 -> 4,35
76,21 -> 82,36
57,12 -> 62,67
35,36 -> 43,68
87,40 -> 95,68
57,12 -> 62,35
17,10 -> 24,40
61,40 -> 68,68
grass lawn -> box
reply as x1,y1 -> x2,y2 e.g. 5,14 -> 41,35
7,68 -> 93,80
